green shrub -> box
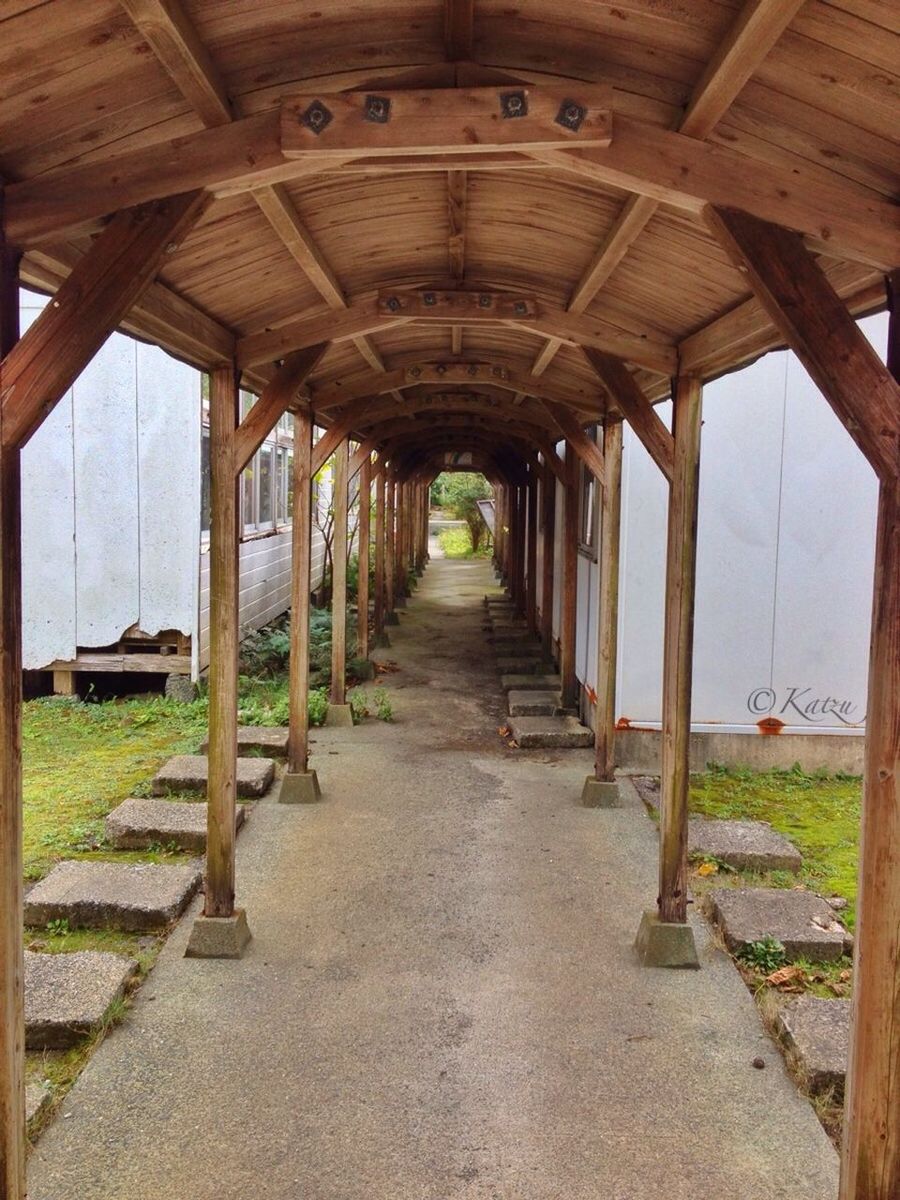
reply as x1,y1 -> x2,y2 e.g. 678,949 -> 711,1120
348,689 -> 369,723
308,687 -> 328,726
373,688 -> 393,722
737,936 -> 786,973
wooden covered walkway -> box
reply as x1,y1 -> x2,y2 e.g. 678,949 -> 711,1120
0,3 -> 897,1198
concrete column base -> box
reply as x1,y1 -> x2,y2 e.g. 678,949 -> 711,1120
325,703 -> 354,728
394,595 -> 407,608
373,631 -> 392,648
385,611 -> 400,626
185,909 -> 251,960
634,909 -> 700,969
581,777 -> 619,808
279,770 -> 321,804
354,659 -> 376,681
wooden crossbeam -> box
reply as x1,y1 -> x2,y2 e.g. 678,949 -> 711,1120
378,288 -> 537,321
444,0 -> 474,60
585,348 -> 674,483
541,401 -> 606,486
233,344 -> 327,474
709,208 -> 900,484
238,302 -> 407,369
526,308 -> 677,375
0,193 -> 206,451
281,85 -> 613,158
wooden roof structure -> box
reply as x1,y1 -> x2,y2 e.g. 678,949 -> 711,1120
0,5 -> 898,1200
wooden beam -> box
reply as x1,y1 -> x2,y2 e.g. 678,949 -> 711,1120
287,405 -> 315,778
658,375 -> 703,927
379,288 -> 537,321
709,208 -> 900,484
385,475 -> 396,618
330,437 -> 349,707
252,184 -> 345,308
203,365 -> 240,920
568,195 -> 658,314
281,85 -> 613,158
586,349 -> 674,483
0,193 -> 206,451
594,420 -> 623,783
541,401 -> 605,487
239,302 -> 406,370
444,0 -> 474,60
312,401 -> 372,475
233,344 -> 327,474
540,463 -> 556,658
374,467 -> 386,637
527,308 -> 677,375
119,0 -> 233,126
448,170 -> 467,281
357,454 -> 371,661
526,469 -> 538,632
0,227 -> 24,1200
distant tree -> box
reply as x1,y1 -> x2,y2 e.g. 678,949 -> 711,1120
433,471 -> 492,553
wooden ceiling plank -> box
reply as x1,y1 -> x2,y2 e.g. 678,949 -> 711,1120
444,0 -> 474,61
119,0 -> 233,127
585,348 -> 675,483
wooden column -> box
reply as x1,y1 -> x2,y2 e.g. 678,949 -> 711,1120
559,447 -> 579,708
840,281 -> 900,1200
385,475 -> 396,618
0,228 -> 24,1200
287,407 -> 314,776
374,468 -> 386,636
658,375 -> 703,925
526,470 -> 538,631
204,366 -> 240,919
541,464 -> 556,660
356,454 -> 371,661
595,420 -> 623,782
330,437 -> 349,706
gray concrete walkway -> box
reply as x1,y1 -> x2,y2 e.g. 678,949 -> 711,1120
28,558 -> 839,1199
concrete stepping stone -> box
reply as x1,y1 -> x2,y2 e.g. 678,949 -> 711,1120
199,726 -> 288,757
24,861 -> 202,932
508,689 -> 560,717
105,798 -> 246,852
508,714 -> 593,749
708,887 -> 852,962
689,818 -> 802,873
26,1082 -> 52,1126
501,673 -> 561,692
490,630 -> 540,646
493,643 -> 542,659
776,995 -> 850,1096
152,754 -> 274,798
496,656 -> 543,675
25,950 -> 137,1049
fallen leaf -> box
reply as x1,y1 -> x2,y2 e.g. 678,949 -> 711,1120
766,965 -> 805,988
696,862 -> 719,877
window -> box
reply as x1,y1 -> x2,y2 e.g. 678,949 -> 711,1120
277,447 -> 292,525
578,427 -> 599,555
200,431 -> 211,533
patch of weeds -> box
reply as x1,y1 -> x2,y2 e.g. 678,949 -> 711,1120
736,936 -> 786,974
46,918 -> 69,939
372,688 -> 393,722
348,689 -> 370,724
308,687 -> 329,727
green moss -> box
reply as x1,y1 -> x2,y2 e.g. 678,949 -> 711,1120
689,763 -> 862,927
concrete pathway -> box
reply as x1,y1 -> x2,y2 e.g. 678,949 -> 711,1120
28,557 -> 839,1199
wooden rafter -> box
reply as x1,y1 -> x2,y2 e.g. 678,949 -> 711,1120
448,170 -> 467,281
586,348 -> 674,483
233,344 -> 327,474
541,401 -> 606,485
444,0 -> 474,60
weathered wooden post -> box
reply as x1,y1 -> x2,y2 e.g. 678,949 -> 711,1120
357,453 -> 371,664
326,436 -> 353,726
373,465 -> 388,645
385,474 -> 398,625
281,406 -> 320,803
526,468 -> 538,632
634,375 -> 702,969
559,447 -> 579,708
186,364 -> 250,958
540,462 -> 556,661
0,229 -> 25,1200
582,418 -> 623,808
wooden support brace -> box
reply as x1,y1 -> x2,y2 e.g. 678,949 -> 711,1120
585,348 -> 674,483
312,401 -> 372,475
233,344 -> 327,475
541,400 -> 606,486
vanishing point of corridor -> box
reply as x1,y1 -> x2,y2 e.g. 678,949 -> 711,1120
28,557 -> 838,1199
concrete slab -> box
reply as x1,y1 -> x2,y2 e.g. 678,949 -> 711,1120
24,861 -> 202,932
507,689 -> 559,717
776,996 -> 850,1097
26,1082 -> 52,1126
151,754 -> 275,798
25,951 -> 137,1049
508,715 -> 593,749
199,727 -> 288,757
105,799 -> 246,852
707,888 -> 852,962
496,656 -> 543,675
500,673 -> 562,692
689,818 -> 802,873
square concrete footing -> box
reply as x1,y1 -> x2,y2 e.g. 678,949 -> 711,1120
394,596 -> 407,608
185,909 -> 251,959
279,770 -> 322,804
325,703 -> 354,728
373,632 -> 391,648
354,659 -> 376,681
581,777 -> 620,808
634,910 -> 700,969
385,611 -> 400,626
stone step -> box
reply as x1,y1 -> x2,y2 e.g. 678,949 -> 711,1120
489,630 -> 540,647
707,887 -> 852,963
492,643 -> 543,659
105,798 -> 246,852
776,996 -> 850,1097
25,950 -> 137,1049
490,619 -> 528,633
507,689 -> 560,717
500,673 -> 562,692
199,726 -> 288,757
24,861 -> 202,933
508,715 -> 593,749
496,656 -> 544,675
689,818 -> 802,874
152,754 -> 275,798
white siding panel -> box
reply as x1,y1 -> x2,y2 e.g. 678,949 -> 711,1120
73,336 -> 141,648
136,344 -> 201,636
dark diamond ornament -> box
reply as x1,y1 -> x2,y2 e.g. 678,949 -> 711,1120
500,90 -> 528,119
364,95 -> 391,124
555,99 -> 586,132
300,99 -> 333,135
